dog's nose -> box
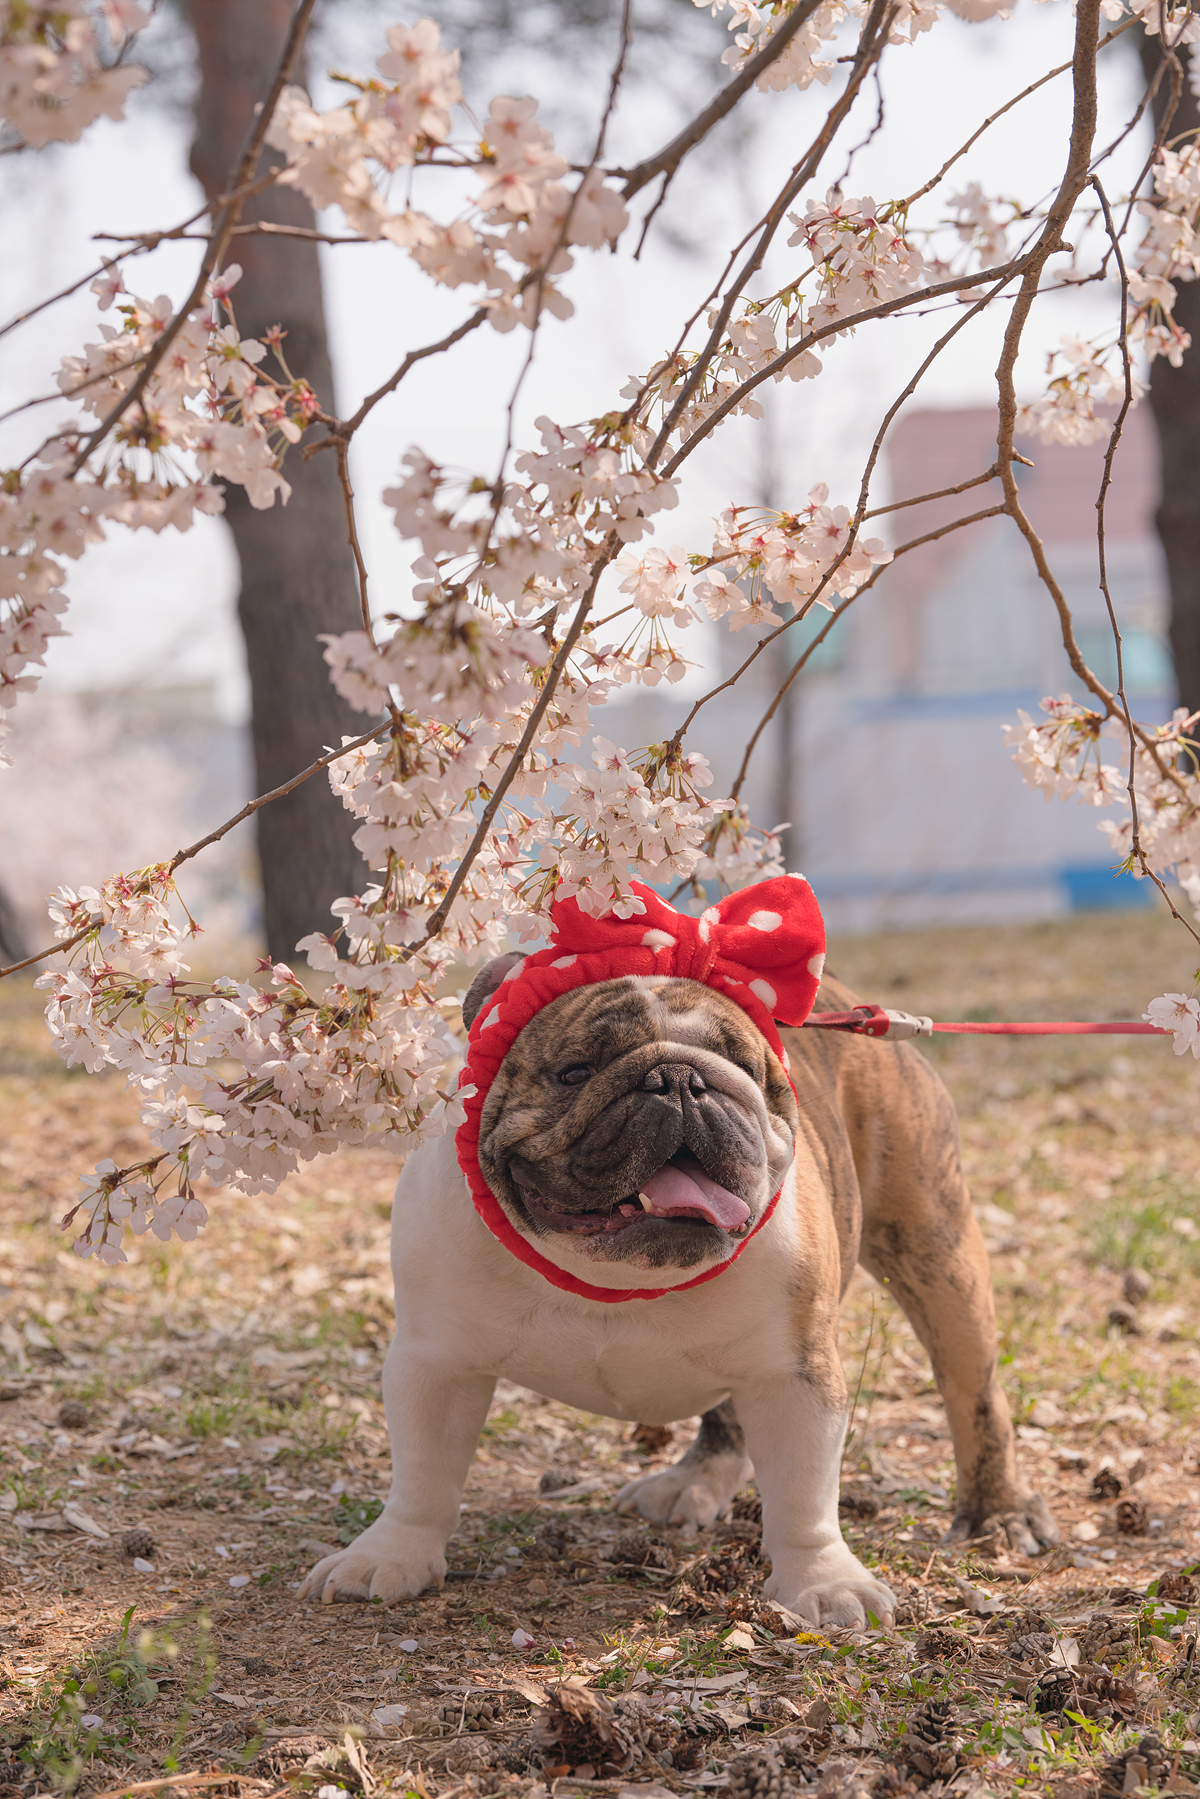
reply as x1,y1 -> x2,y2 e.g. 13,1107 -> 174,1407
641,1063 -> 707,1096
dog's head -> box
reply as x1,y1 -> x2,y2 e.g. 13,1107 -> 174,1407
462,959 -> 798,1275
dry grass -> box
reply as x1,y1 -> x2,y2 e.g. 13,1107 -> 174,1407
2,905 -> 1200,1799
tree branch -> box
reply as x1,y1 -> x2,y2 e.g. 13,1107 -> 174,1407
0,720 -> 396,982
67,0 -> 317,478
728,504 -> 1009,801
405,536 -> 622,954
645,0 -> 897,471
617,0 -> 827,201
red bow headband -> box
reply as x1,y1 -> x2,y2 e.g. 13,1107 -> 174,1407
455,875 -> 826,1302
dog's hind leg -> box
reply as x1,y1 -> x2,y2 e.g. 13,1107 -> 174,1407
614,1399 -> 752,1527
844,1038 -> 1060,1556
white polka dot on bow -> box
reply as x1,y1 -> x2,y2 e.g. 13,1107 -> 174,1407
747,910 -> 782,931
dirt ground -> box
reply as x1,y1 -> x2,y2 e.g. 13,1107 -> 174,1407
3,904 -> 1200,1799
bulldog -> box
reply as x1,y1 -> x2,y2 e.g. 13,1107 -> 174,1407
300,879 -> 1057,1626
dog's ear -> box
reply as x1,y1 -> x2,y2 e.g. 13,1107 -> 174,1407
461,951 -> 525,1030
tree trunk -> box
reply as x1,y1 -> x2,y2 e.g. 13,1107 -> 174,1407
1139,36 -> 1200,716
0,885 -> 27,965
186,0 -> 366,961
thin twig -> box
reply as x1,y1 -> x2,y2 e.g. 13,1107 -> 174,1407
617,0 -> 827,201
646,0 -> 897,471
661,246 -> 1033,479
863,465 -> 1000,520
656,256 -> 1018,784
165,723 -> 394,875
67,0 -> 317,478
0,922 -> 97,982
729,504 -> 1008,800
81,1774 -> 240,1799
314,307 -> 491,446
1091,174 -> 1200,946
0,722 -> 396,982
994,0 -> 1108,708
406,536 -> 621,954
0,252 -> 143,344
895,17 -> 1135,213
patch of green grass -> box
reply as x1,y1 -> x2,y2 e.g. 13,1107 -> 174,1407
1088,1175 -> 1200,1274
1165,1374 -> 1200,1416
480,1406 -> 520,1441
7,1606 -> 162,1794
334,1495 -> 385,1542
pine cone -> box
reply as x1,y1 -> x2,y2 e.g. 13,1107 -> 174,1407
630,1423 -> 674,1457
436,1693 -> 505,1732
611,1532 -> 675,1573
615,1694 -> 683,1763
1033,1667 -> 1081,1716
1007,1631 -> 1055,1667
537,1465 -> 581,1495
57,1400 -> 90,1430
914,1626 -> 972,1663
257,1736 -> 328,1780
1079,1612 -> 1133,1668
532,1682 -> 640,1778
725,1747 -> 785,1799
496,1739 -> 535,1774
528,1521 -> 575,1560
1158,1572 -> 1197,1605
1101,1734 -> 1168,1799
691,1539 -> 765,1596
875,1764 -> 924,1799
731,1490 -> 762,1526
900,1700 -> 961,1782
894,1588 -> 935,1627
441,1733 -> 502,1775
1092,1468 -> 1123,1501
1116,1498 -> 1149,1535
839,1488 -> 880,1519
771,1733 -> 818,1777
669,1578 -> 706,1617
121,1526 -> 155,1559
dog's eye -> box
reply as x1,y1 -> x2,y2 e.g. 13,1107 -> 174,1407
557,1064 -> 594,1087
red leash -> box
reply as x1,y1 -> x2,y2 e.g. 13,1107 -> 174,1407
802,1004 -> 1170,1041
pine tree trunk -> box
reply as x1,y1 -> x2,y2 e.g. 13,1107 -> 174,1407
1139,36 -> 1200,716
186,0 -> 366,960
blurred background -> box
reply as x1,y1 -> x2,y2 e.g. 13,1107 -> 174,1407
0,0 -> 1187,963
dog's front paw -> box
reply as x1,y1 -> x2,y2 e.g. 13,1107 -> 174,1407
297,1518 -> 446,1605
765,1545 -> 895,1630
614,1453 -> 752,1527
942,1492 -> 1060,1558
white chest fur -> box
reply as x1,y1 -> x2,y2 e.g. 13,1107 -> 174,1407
388,1131 -> 805,1424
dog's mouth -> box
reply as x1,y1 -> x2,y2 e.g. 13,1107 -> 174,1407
515,1152 -> 753,1238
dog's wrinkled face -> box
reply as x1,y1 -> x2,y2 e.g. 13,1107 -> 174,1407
475,974 -> 799,1271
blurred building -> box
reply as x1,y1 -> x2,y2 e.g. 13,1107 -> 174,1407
606,405 -> 1170,932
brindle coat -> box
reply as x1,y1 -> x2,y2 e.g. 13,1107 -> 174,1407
298,962 -> 1056,1620
466,958 -> 1056,1552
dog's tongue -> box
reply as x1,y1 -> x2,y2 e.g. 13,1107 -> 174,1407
638,1156 -> 751,1230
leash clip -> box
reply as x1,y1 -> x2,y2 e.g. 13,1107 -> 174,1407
803,1004 -> 933,1039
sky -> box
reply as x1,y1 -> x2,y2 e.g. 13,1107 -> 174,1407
0,0 -> 1153,726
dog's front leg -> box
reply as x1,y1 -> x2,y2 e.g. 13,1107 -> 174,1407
736,1375 -> 895,1631
298,1342 -> 495,1605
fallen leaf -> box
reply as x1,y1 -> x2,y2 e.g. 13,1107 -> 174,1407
954,1576 -> 1003,1615
62,1502 -> 109,1540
